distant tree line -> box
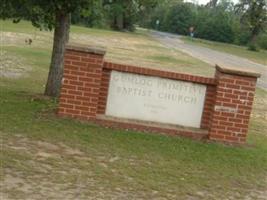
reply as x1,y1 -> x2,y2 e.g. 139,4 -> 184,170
139,0 -> 267,50
70,0 -> 266,50
71,0 -> 160,31
1,0 -> 265,98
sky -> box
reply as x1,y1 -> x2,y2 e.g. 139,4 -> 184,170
184,0 -> 239,5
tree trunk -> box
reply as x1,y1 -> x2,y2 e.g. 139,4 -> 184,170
250,25 -> 260,45
116,13 -> 124,30
250,34 -> 257,45
44,11 -> 70,97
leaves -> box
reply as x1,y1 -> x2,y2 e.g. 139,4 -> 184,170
0,0 -> 95,30
236,0 -> 267,37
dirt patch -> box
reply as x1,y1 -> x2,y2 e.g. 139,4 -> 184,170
1,135 -> 147,199
1,134 -> 267,199
0,51 -> 31,78
1,32 -> 52,47
245,186 -> 267,200
252,92 -> 267,121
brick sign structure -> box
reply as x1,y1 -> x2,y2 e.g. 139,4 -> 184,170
58,44 -> 261,145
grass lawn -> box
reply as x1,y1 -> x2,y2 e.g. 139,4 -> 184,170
1,21 -> 267,199
181,36 -> 267,66
1,20 -> 214,77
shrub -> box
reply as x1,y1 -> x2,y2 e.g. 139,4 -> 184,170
163,3 -> 196,35
195,9 -> 235,43
247,43 -> 259,51
257,34 -> 267,50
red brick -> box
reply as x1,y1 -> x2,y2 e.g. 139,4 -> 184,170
68,90 -> 83,96
65,55 -> 81,61
65,109 -> 80,115
224,93 -> 238,99
219,113 -> 236,119
227,126 -> 241,132
76,95 -> 90,101
221,78 -> 235,84
71,61 -> 87,66
235,123 -> 248,129
79,77 -> 94,82
68,51 -> 87,57
236,114 -> 250,120
241,86 -> 255,91
235,80 -> 250,85
66,99 -> 82,105
219,121 -> 233,126
81,111 -> 95,116
222,102 -> 236,108
69,80 -> 84,86
85,83 -> 99,88
215,97 -> 230,103
64,74 -> 78,80
210,134 -> 225,139
62,84 -> 76,90
65,65 -> 79,71
229,118 -> 242,123
71,70 -> 86,76
212,116 -> 228,121
60,103 -> 74,109
60,94 -> 75,99
225,84 -> 240,90
217,88 -> 233,94
225,136 -> 239,142
238,105 -> 251,110
75,105 -> 89,111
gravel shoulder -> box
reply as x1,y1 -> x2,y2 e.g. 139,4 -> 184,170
151,31 -> 267,90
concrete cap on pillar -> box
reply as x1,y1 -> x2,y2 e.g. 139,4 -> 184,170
215,64 -> 261,78
66,43 -> 106,56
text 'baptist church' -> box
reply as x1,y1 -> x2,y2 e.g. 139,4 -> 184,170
112,72 -> 204,105
106,71 -> 207,128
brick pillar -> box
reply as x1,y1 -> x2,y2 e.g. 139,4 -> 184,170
209,65 -> 260,144
58,43 -> 106,120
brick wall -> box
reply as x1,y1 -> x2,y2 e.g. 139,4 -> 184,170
209,65 -> 259,144
58,45 -> 105,120
97,68 -> 111,115
201,85 -> 216,129
58,44 -> 260,145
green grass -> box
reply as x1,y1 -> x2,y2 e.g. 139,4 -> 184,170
182,36 -> 267,65
1,20 -> 267,199
1,78 -> 267,199
0,20 -> 40,33
1,83 -> 267,198
1,19 -> 214,77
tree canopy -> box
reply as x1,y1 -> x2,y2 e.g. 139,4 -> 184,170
140,0 -> 267,49
1,0 -> 95,97
236,0 -> 267,47
1,0 -> 94,30
1,0 -> 266,98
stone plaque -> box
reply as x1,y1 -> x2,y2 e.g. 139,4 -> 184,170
105,71 -> 207,128
214,105 -> 237,113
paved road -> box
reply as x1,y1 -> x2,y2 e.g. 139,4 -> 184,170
151,31 -> 267,90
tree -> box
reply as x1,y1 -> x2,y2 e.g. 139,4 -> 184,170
103,0 -> 159,31
206,0 -> 219,8
72,0 -> 106,28
0,0 -> 94,97
163,3 -> 197,34
236,0 -> 267,48
195,1 -> 236,43
196,10 -> 235,43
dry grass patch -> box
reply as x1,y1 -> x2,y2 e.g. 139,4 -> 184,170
0,51 -> 31,78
